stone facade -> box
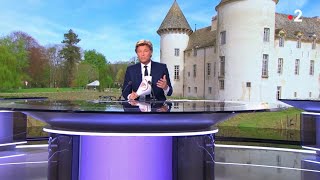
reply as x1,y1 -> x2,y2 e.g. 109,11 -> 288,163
159,0 -> 320,102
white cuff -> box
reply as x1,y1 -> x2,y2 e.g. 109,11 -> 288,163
163,87 -> 170,95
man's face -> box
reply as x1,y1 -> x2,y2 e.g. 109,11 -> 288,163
136,45 -> 152,64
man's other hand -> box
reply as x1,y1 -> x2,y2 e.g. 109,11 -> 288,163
157,75 -> 168,90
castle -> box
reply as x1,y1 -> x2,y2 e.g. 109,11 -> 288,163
157,0 -> 320,103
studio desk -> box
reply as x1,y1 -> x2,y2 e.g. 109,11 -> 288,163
0,98 -> 270,180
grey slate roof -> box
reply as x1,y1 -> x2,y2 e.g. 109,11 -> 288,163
184,13 -> 320,51
275,13 -> 320,42
157,1 -> 193,35
185,26 -> 216,51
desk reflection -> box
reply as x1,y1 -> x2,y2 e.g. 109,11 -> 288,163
121,100 -> 172,112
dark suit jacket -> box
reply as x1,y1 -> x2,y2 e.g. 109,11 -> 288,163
122,61 -> 173,101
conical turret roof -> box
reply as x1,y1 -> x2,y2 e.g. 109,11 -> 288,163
157,1 -> 193,35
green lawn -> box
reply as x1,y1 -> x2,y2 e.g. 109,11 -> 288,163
3,87 -> 87,93
0,88 -> 121,100
216,108 -> 302,141
217,108 -> 302,130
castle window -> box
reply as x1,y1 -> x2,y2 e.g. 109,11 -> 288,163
312,39 -> 317,49
206,105 -> 211,111
297,38 -> 301,48
310,60 -> 315,75
188,87 -> 190,93
194,87 -> 198,93
174,103 -> 179,109
219,56 -> 225,77
220,31 -> 226,45
294,59 -> 300,75
193,48 -> 197,56
209,87 -> 212,94
213,62 -> 216,77
279,37 -> 285,47
193,64 -> 197,78
262,54 -> 269,78
207,63 -> 211,76
277,58 -> 283,74
174,48 -> 180,56
219,80 -> 224,90
174,65 -> 180,80
188,72 -> 190,77
277,86 -> 282,100
263,28 -> 270,42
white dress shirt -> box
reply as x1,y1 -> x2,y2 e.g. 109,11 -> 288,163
128,61 -> 170,100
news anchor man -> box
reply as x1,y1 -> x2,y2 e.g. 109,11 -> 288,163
122,39 -> 173,101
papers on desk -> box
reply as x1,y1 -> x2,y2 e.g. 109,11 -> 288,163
136,76 -> 152,96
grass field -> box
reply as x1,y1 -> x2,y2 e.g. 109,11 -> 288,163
0,88 -> 120,100
217,108 -> 302,129
4,87 -> 83,93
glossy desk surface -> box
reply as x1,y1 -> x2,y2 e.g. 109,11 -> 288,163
280,99 -> 320,113
0,99 -> 272,133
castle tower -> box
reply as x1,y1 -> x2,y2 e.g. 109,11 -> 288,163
215,0 -> 278,102
157,0 -> 193,97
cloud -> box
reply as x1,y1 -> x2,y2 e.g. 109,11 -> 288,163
0,0 -> 220,63
276,0 -> 309,14
295,0 -> 308,7
0,7 -> 127,61
0,11 -> 62,43
77,25 -> 137,62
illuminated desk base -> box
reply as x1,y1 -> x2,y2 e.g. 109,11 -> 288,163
45,128 -> 217,180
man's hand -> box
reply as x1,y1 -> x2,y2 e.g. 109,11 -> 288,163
157,75 -> 168,90
156,104 -> 169,112
128,100 -> 139,106
128,91 -> 139,100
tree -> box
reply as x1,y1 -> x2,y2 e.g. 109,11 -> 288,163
46,44 -> 64,88
115,68 -> 125,86
73,63 -> 98,88
98,64 -> 114,91
0,37 -> 28,90
28,46 -> 50,87
83,49 -> 115,91
10,31 -> 50,88
59,29 -> 81,87
83,49 -> 108,69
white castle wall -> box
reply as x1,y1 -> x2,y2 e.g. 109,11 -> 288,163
183,47 -> 216,99
160,33 -> 190,97
160,0 -> 320,102
216,0 -> 277,102
275,39 -> 320,99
